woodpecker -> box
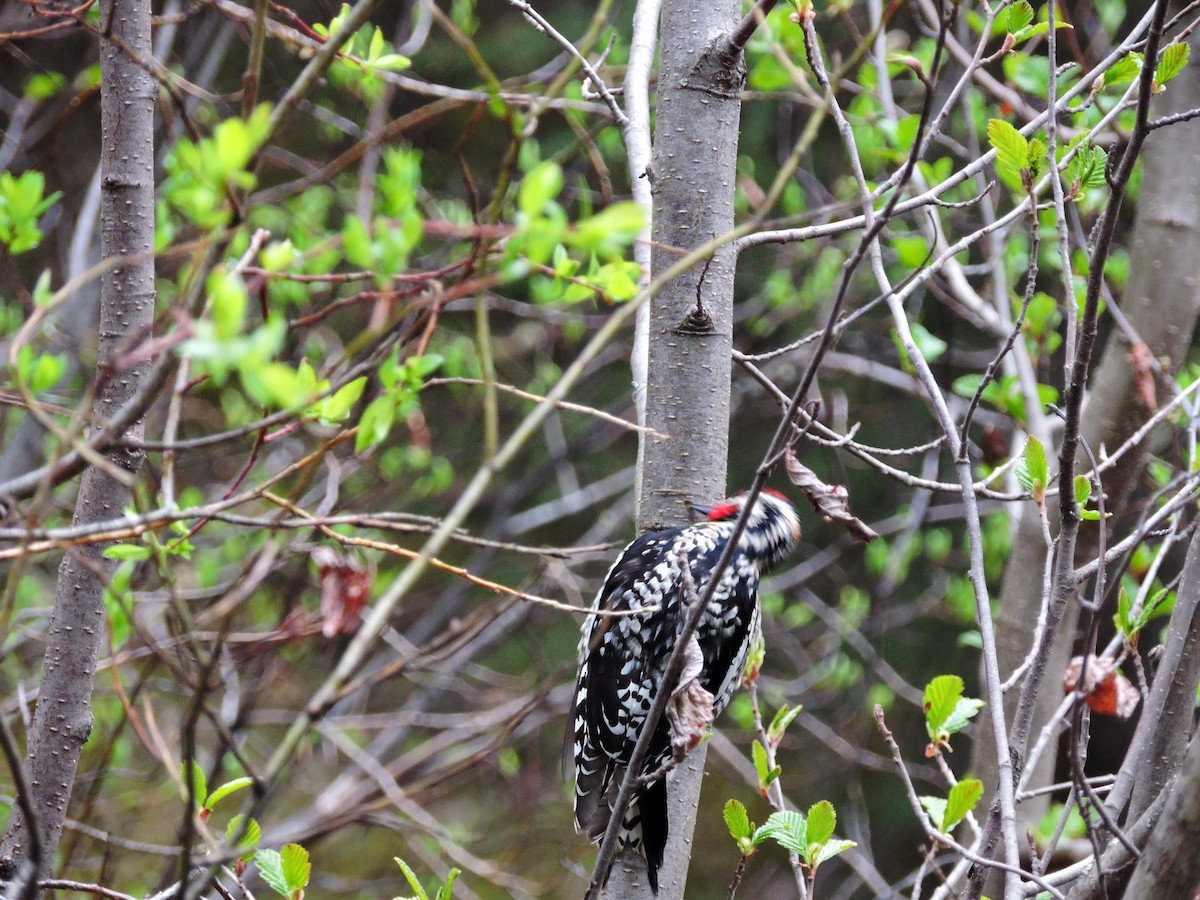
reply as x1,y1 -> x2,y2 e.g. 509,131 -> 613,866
568,489 -> 802,892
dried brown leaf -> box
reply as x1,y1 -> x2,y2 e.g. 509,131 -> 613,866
784,448 -> 879,542
1064,655 -> 1140,719
312,546 -> 373,637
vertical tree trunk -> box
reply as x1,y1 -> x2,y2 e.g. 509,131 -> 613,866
0,0 -> 156,881
602,2 -> 746,897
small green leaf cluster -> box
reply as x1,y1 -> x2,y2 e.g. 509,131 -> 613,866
179,760 -> 255,821
505,159 -> 645,303
14,345 -> 66,395
0,170 -> 62,254
995,1 -> 1071,48
1094,42 -> 1189,95
919,778 -> 984,833
724,799 -> 856,870
162,106 -> 272,228
1114,585 -> 1170,643
343,147 -> 425,284
356,351 -> 442,453
103,519 -> 195,567
393,857 -> 461,900
256,844 -> 311,900
923,675 -> 984,755
1015,436 -> 1049,504
951,373 -> 1057,425
317,5 -> 411,102
987,119 -> 1045,194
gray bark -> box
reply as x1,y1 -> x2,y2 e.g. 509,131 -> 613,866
601,1 -> 745,897
1123,735 -> 1200,898
975,23 -> 1200,834
0,0 -> 156,881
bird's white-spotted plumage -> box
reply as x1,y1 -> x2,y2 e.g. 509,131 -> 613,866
568,490 -> 801,891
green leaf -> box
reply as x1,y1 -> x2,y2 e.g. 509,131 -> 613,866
312,377 -> 366,424
920,795 -> 948,827
204,776 -> 254,810
209,269 -> 249,341
226,815 -> 261,857
1156,42 -> 1189,87
1002,1 -> 1034,34
756,810 -> 807,853
767,703 -> 803,744
255,849 -> 289,897
28,351 -> 66,394
1103,53 -> 1142,87
1064,144 -> 1108,195
924,675 -> 964,736
394,857 -> 431,900
1015,436 -> 1049,502
1115,586 -> 1132,637
813,839 -> 857,865
724,799 -> 752,841
987,119 -> 1029,183
279,843 -> 311,894
241,362 -> 303,409
356,395 -> 396,453
911,323 -> 948,362
182,760 -> 207,806
518,161 -> 564,219
943,778 -> 984,831
943,697 -> 986,735
435,868 -> 461,900
33,269 -> 54,307
805,800 -> 836,846
103,544 -> 151,561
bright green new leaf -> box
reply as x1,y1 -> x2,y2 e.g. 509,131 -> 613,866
394,857 -> 432,900
813,839 -> 857,866
518,161 -> 564,219
279,843 -> 311,894
920,795 -> 947,827
942,697 -> 986,735
313,377 -> 366,424
255,849 -> 289,897
1002,1 -> 1034,34
924,674 -> 965,736
182,760 -> 207,808
943,778 -> 984,831
1156,42 -> 1189,87
767,703 -> 803,743
209,269 -> 249,341
987,119 -> 1029,182
205,776 -> 254,810
724,799 -> 752,842
805,800 -> 836,846
756,809 -> 806,854
1103,53 -> 1142,87
103,544 -> 152,561
435,868 -> 461,900
1016,436 -> 1049,502
356,396 -> 397,453
226,815 -> 261,856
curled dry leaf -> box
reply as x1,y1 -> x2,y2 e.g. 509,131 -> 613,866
665,633 -> 715,761
1063,655 -> 1140,719
311,546 -> 374,638
784,448 -> 879,542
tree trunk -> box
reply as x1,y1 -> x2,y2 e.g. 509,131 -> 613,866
1123,733 -> 1200,898
602,1 -> 745,896
0,0 -> 156,882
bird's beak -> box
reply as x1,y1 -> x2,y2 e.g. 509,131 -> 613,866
690,501 -> 712,520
